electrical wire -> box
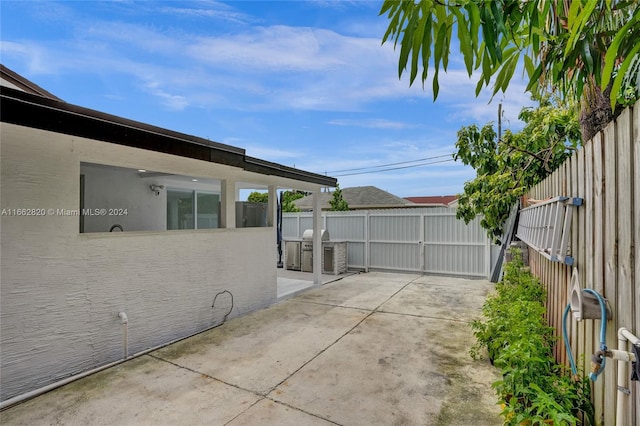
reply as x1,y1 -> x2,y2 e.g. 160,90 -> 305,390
331,158 -> 455,177
324,154 -> 453,174
212,290 -> 234,323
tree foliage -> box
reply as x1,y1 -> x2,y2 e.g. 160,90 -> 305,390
455,98 -> 581,241
380,0 -> 639,136
247,191 -> 269,203
329,185 -> 350,211
282,190 -> 306,213
247,190 -> 307,212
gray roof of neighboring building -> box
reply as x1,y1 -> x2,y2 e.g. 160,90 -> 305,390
294,186 -> 415,210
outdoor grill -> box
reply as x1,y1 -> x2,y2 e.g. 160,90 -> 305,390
284,229 -> 347,275
301,229 -> 330,272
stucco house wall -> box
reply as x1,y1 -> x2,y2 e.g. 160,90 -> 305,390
0,122 -> 283,401
1,66 -> 335,404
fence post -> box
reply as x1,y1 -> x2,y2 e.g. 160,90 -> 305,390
365,210 -> 370,272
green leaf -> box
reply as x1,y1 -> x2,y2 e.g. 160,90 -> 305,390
433,20 -> 447,71
433,67 -> 440,99
442,18 -> 452,71
491,48 -> 518,97
420,15 -> 433,86
500,52 -> 519,93
602,13 -> 639,89
565,0 -> 598,56
523,54 -> 535,78
410,13 -> 427,85
452,7 -> 473,75
397,5 -> 418,79
582,41 -> 593,74
566,0 -> 582,34
480,6 -> 499,62
468,2 -> 480,50
475,77 -> 485,97
482,48 -> 492,84
379,0 -> 395,17
490,0 -> 507,37
610,43 -> 640,110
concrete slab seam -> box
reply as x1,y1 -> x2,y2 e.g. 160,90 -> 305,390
144,354 -> 339,426
374,309 -> 479,324
264,276 -> 421,397
292,299 -> 378,312
370,275 -> 422,313
222,397 -> 266,426
263,397 -> 345,426
145,353 -> 258,395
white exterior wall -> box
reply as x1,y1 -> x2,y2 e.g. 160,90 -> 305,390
0,123 -> 303,401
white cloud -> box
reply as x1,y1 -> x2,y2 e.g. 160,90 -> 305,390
3,8 -> 531,118
158,3 -> 255,24
327,118 -> 414,129
142,79 -> 189,110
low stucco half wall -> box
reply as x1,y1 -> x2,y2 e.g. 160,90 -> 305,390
0,123 -> 278,401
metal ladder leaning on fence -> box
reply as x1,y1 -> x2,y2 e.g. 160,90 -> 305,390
515,196 -> 583,265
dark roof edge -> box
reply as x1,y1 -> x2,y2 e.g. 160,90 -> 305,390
1,86 -> 336,187
0,65 -> 63,101
245,156 -> 336,187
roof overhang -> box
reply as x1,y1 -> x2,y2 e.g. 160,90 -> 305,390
0,86 -> 336,188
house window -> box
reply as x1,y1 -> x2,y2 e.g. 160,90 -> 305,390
167,189 -> 219,230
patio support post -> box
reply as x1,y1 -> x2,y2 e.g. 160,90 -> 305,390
267,185 -> 276,227
220,179 -> 236,228
313,189 -> 322,285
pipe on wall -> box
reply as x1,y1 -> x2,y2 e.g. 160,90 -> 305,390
0,315 -> 227,411
616,327 -> 639,426
118,312 -> 128,359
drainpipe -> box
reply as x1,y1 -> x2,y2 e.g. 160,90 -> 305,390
616,327 -> 639,426
118,312 -> 129,359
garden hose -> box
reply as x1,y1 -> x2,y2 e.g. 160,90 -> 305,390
562,303 -> 578,376
583,288 -> 608,381
562,289 -> 608,381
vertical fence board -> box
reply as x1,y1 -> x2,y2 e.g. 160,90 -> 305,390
564,160 -> 571,368
554,169 -> 563,362
633,101 -> 640,425
570,153 -> 580,367
585,139 -> 602,422
617,107 -> 634,337
552,170 -> 559,361
604,117 -> 619,426
592,132 -> 606,421
617,108 -> 635,426
560,161 -> 570,367
577,147 -> 587,377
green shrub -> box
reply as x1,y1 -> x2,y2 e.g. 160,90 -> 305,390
470,248 -> 594,425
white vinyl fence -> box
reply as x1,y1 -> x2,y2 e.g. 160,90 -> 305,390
283,207 -> 498,278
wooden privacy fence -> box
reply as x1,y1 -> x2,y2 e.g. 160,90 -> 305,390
525,100 -> 639,426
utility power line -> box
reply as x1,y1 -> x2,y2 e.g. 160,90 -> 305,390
324,154 -> 453,174
331,158 -> 455,177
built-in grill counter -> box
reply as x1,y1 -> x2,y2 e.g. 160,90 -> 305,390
284,229 -> 347,275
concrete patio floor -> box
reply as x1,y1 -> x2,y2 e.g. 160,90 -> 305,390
0,272 -> 501,426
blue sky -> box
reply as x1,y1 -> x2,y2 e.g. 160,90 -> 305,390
1,0 -> 534,197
